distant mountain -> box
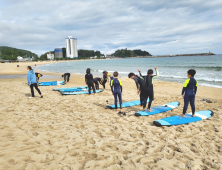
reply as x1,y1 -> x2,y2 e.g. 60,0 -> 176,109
0,46 -> 38,60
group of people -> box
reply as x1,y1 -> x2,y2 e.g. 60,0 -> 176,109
27,65 -> 198,117
85,67 -> 198,117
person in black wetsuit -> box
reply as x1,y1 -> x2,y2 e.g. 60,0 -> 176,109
62,73 -> 70,83
85,68 -> 95,95
93,71 -> 108,90
35,72 -> 43,83
181,69 -> 198,117
138,67 -> 159,111
128,72 -> 146,108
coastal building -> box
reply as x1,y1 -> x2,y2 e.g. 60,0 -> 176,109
47,53 -> 54,60
65,36 -> 78,58
54,48 -> 63,59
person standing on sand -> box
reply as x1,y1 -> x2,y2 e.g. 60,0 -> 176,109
85,68 -> 96,95
27,66 -> 43,99
111,71 -> 122,112
181,69 -> 198,117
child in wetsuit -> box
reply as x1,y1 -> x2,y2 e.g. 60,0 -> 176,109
111,71 -> 122,112
181,69 -> 198,117
139,67 -> 159,111
85,68 -> 95,95
62,73 -> 71,83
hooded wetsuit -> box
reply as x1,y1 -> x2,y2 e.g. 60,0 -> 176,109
63,73 -> 70,82
182,78 -> 198,115
85,73 -> 95,94
111,78 -> 122,109
139,69 -> 159,109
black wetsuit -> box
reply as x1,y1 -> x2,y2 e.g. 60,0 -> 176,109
93,76 -> 107,89
63,73 -> 70,82
133,75 -> 146,108
85,73 -> 95,94
139,70 -> 159,109
35,73 -> 42,81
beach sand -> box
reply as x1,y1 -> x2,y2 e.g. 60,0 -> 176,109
0,62 -> 222,170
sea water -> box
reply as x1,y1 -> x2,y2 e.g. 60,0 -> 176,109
36,55 -> 222,88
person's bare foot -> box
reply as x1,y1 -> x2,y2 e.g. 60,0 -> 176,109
147,109 -> 151,112
181,114 -> 185,117
192,114 -> 195,117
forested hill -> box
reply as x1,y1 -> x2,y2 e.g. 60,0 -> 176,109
112,49 -> 151,57
0,46 -> 38,60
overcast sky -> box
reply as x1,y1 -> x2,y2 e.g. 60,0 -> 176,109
0,0 -> 222,56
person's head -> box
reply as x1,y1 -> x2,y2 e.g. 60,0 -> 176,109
147,69 -> 153,76
128,72 -> 135,79
103,70 -> 108,76
27,66 -> 32,71
86,68 -> 91,74
62,75 -> 64,78
187,69 -> 196,78
113,71 -> 118,78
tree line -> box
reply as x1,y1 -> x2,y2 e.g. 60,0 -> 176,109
0,46 -> 38,60
111,49 -> 151,58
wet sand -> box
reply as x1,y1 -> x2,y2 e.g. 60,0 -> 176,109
0,62 -> 222,170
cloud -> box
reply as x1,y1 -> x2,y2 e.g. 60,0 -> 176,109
0,0 -> 222,55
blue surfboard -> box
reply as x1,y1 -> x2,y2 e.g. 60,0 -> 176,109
107,99 -> 149,109
53,86 -> 88,91
135,102 -> 180,116
62,89 -> 103,95
39,81 -> 65,86
153,110 -> 214,126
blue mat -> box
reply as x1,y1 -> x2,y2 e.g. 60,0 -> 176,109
62,89 -> 103,95
153,110 -> 214,126
107,99 -> 149,109
39,81 -> 65,86
53,86 -> 88,91
135,102 -> 180,116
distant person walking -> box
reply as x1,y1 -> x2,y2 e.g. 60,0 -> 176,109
62,73 -> 71,83
27,66 -> 43,98
85,68 -> 95,95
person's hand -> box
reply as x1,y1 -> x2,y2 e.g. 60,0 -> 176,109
137,89 -> 140,95
112,93 -> 114,95
154,67 -> 158,70
138,69 -> 140,72
182,95 -> 184,99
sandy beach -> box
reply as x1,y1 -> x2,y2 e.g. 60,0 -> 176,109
0,62 -> 222,170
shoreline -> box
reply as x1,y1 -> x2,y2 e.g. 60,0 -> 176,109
0,60 -> 222,169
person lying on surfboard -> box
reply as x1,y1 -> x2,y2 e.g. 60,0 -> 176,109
181,69 -> 198,117
110,71 -> 122,112
138,67 -> 159,112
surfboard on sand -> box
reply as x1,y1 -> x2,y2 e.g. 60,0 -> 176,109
62,89 -> 103,95
153,110 -> 214,126
39,81 -> 65,86
106,99 -> 149,109
53,86 -> 88,91
135,101 -> 180,116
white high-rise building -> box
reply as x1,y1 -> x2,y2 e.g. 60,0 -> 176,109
65,36 -> 78,58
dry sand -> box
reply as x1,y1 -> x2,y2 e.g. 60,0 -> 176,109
0,62 -> 222,170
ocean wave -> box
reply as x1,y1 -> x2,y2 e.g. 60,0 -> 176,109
159,75 -> 222,82
163,66 -> 222,69
199,83 -> 222,88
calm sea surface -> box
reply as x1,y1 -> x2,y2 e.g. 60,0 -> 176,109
36,55 -> 222,88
